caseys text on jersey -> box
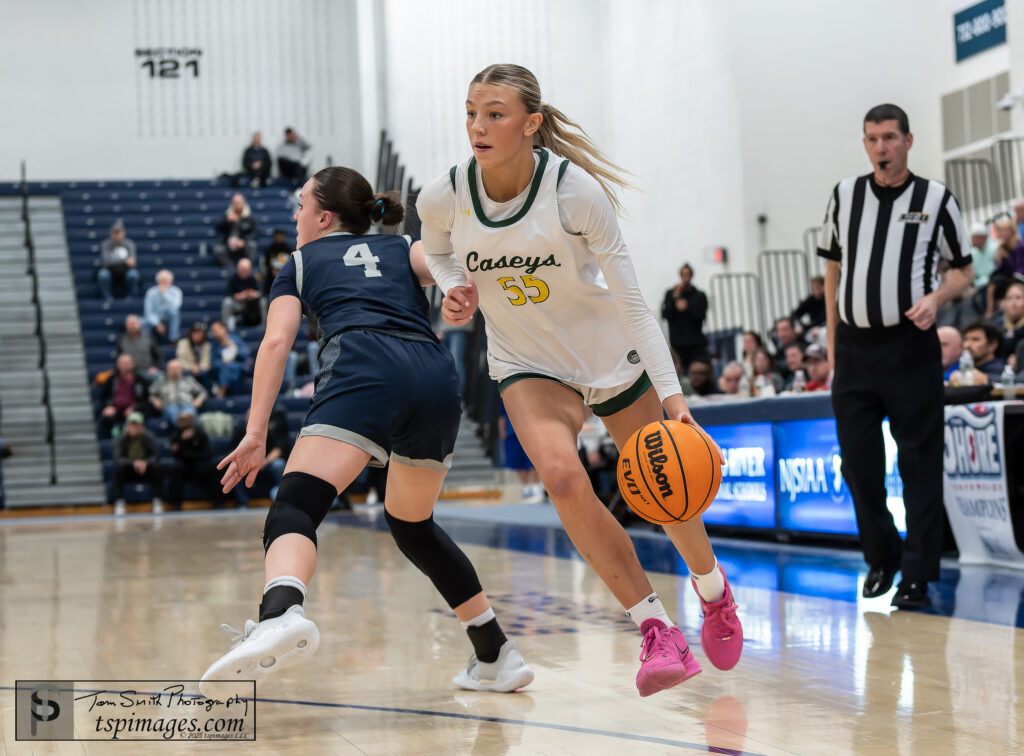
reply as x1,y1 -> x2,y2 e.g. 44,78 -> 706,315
465,251 -> 562,275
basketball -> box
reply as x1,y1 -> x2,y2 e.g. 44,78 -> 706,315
616,420 -> 721,524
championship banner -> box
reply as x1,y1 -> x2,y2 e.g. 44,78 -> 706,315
943,402 -> 1024,566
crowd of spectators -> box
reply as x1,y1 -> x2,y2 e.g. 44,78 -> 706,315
86,158 -> 324,513
238,129 -> 312,189
937,210 -> 1024,385
658,247 -> 1023,405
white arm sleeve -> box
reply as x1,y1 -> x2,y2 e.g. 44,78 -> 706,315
558,166 -> 681,403
416,174 -> 467,295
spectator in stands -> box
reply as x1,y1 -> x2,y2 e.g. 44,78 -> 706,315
143,269 -> 183,343
740,331 -> 765,378
149,359 -> 208,424
276,128 -> 312,187
221,257 -> 265,331
97,220 -> 140,302
681,360 -> 720,397
209,320 -> 250,397
99,354 -> 147,436
111,411 -> 163,516
717,361 -> 745,396
937,325 -> 964,382
213,194 -> 260,268
262,229 -> 293,295
661,263 -> 709,372
781,343 -> 805,391
791,276 -> 826,331
116,314 -> 162,385
985,218 -> 1024,317
803,344 -> 831,391
950,321 -> 1005,384
751,347 -> 783,396
773,312 -> 804,352
1014,198 -> 1024,240
242,131 -> 271,188
165,410 -> 224,511
176,322 -> 213,389
994,281 -> 1024,359
970,222 -> 996,291
230,405 -> 290,507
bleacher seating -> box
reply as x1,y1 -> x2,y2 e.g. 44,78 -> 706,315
31,177 -> 312,504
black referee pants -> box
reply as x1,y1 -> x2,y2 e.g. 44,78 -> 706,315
831,321 -> 944,583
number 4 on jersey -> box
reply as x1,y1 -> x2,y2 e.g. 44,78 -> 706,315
344,243 -> 382,278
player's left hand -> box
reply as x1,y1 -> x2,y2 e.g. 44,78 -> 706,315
217,432 -> 266,493
905,294 -> 939,330
663,393 -> 726,465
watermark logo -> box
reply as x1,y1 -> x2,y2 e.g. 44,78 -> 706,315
16,681 -> 254,741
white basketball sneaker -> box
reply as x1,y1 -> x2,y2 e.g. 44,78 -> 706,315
454,641 -> 534,692
199,605 -> 319,697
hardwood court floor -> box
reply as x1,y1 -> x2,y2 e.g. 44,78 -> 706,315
0,507 -> 1022,755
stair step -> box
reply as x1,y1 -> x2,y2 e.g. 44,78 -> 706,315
3,484 -> 107,507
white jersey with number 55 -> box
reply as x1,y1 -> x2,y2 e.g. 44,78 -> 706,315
417,147 -> 679,400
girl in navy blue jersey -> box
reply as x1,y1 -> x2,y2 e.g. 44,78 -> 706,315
200,166 -> 533,695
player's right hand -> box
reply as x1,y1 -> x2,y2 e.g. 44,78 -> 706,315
217,432 -> 266,493
442,280 -> 478,326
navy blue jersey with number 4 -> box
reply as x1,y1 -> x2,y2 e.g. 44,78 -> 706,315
269,232 -> 435,348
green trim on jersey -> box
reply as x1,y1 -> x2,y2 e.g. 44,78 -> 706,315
468,149 -> 549,228
449,165 -> 457,192
557,159 -> 570,187
497,371 -> 584,399
589,372 -> 652,417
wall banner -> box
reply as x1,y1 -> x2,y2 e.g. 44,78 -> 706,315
943,402 -> 1023,566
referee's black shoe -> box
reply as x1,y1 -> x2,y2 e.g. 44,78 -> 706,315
891,581 -> 931,610
862,566 -> 897,598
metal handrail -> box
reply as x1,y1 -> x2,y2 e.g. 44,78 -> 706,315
19,162 -> 57,485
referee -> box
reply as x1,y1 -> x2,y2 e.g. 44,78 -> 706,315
818,104 -> 973,610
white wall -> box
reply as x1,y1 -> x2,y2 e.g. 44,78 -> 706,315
725,0 -> 950,269
0,0 -> 363,180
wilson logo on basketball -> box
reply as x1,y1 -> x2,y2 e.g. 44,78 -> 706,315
643,431 -> 674,499
616,420 -> 722,525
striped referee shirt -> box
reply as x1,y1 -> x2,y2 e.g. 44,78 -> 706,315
817,173 -> 971,328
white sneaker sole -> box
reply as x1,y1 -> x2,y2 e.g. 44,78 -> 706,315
454,663 -> 535,693
199,618 -> 319,698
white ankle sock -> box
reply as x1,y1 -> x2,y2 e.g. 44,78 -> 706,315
460,607 -> 495,629
691,561 -> 726,603
263,575 -> 307,597
626,593 -> 673,628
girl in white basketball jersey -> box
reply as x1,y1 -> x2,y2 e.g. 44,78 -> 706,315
418,64 -> 743,697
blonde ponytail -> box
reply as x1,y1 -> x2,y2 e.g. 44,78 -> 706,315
472,64 -> 633,215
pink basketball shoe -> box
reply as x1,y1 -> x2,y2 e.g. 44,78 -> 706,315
635,619 -> 702,697
693,567 -> 743,671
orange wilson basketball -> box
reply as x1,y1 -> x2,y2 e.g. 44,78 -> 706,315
616,420 -> 721,524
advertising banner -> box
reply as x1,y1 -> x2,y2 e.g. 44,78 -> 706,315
776,418 -> 906,535
943,402 -> 1024,566
704,422 -> 776,528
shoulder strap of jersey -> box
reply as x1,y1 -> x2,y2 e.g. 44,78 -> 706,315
557,159 -> 570,187
449,165 -> 457,192
292,250 -> 304,296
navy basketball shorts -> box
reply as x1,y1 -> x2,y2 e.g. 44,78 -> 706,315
300,329 -> 461,470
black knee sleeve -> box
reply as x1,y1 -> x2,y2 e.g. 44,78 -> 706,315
384,510 -> 483,608
263,472 -> 338,551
